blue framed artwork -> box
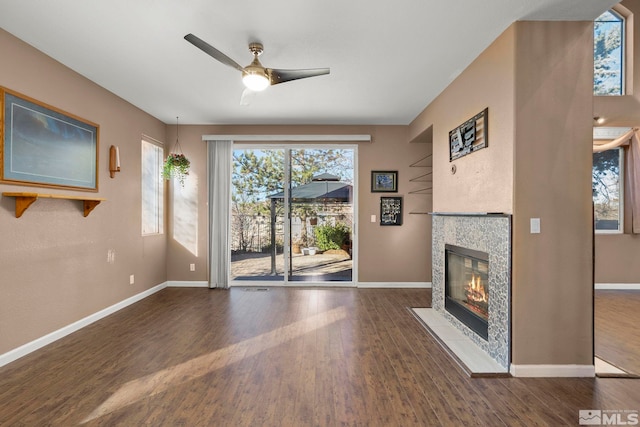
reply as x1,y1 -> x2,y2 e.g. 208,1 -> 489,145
1,87 -> 99,191
371,170 -> 397,192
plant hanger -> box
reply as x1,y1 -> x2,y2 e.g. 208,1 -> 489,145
172,116 -> 184,155
162,116 -> 190,186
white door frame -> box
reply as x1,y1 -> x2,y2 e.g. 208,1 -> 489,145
229,142 -> 358,287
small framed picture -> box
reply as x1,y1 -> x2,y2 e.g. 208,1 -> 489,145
380,196 -> 402,226
371,170 -> 398,192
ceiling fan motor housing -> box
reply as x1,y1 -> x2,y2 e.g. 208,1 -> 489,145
248,42 -> 264,56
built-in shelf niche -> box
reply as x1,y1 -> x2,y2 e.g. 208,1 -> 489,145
409,126 -> 433,215
409,154 -> 432,214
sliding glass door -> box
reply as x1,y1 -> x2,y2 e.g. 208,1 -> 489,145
288,148 -> 354,282
230,145 -> 355,284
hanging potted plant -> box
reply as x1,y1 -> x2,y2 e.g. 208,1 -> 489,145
162,153 -> 190,186
162,116 -> 190,186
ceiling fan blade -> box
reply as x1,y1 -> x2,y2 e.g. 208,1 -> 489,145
184,33 -> 244,72
269,68 -> 330,85
240,88 -> 257,106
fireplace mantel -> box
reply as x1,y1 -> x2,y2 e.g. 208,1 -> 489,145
429,212 -> 508,217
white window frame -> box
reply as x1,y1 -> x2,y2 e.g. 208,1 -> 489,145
594,6 -> 633,96
141,137 -> 165,236
593,147 -> 624,234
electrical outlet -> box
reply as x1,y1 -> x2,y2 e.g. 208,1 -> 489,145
190,263 -> 196,272
129,274 -> 135,285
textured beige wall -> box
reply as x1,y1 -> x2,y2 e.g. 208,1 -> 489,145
164,125 -> 432,283
409,26 -> 515,214
593,0 -> 640,284
0,30 -> 167,354
512,21 -> 594,365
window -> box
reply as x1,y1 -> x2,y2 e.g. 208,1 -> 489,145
594,9 -> 624,96
593,148 -> 623,232
142,138 -> 164,235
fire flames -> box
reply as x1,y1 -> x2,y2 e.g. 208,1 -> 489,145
465,274 -> 488,304
464,274 -> 489,318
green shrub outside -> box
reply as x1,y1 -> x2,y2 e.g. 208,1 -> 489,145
314,224 -> 350,251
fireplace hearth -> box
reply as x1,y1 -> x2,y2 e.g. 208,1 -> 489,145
445,244 -> 489,340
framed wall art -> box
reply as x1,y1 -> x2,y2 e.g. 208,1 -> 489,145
380,196 -> 402,226
371,170 -> 398,192
449,107 -> 488,161
1,87 -> 99,191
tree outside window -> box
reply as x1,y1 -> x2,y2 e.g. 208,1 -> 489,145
594,10 -> 624,96
231,148 -> 354,253
593,148 -> 623,232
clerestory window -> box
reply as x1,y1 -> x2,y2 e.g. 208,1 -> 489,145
594,9 -> 625,96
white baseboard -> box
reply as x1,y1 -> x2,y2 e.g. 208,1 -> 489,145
510,364 -> 595,377
595,283 -> 640,290
0,282 -> 167,368
357,282 -> 432,289
167,281 -> 209,288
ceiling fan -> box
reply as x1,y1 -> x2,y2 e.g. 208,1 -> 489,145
184,33 -> 330,102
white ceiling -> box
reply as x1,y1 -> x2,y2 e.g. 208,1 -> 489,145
0,0 -> 615,125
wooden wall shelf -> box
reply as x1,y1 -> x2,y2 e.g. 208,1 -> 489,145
2,192 -> 106,218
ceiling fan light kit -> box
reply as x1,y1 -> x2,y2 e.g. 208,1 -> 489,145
184,34 -> 330,97
242,54 -> 270,91
242,72 -> 270,91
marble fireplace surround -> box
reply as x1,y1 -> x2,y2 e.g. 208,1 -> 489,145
431,213 -> 511,370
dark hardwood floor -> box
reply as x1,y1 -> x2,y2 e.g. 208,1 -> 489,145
595,289 -> 640,375
1,287 -> 639,426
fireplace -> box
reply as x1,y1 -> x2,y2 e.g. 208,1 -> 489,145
445,244 -> 489,340
432,213 -> 510,369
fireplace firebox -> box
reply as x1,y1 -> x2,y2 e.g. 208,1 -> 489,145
444,244 -> 489,340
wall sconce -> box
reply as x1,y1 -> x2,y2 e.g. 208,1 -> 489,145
109,145 -> 121,178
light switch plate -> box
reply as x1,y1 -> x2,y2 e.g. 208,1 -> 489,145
530,218 -> 541,234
